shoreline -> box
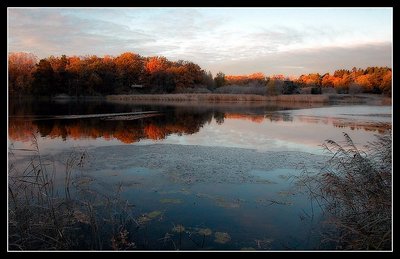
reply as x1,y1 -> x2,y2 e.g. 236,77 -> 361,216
106,93 -> 391,105
106,93 -> 329,103
9,93 -> 391,106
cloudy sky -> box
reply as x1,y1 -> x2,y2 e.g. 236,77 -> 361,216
8,8 -> 392,76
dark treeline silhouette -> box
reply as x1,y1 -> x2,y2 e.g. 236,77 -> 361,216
8,52 -> 392,97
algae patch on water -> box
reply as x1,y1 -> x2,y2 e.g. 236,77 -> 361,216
160,198 -> 182,204
198,228 -> 212,236
172,224 -> 185,233
214,232 -> 231,244
137,210 -> 163,225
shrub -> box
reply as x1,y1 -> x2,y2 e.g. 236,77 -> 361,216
311,87 -> 322,94
266,80 -> 283,96
297,132 -> 392,250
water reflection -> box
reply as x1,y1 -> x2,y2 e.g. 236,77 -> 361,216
9,100 -> 390,144
7,100 -> 392,250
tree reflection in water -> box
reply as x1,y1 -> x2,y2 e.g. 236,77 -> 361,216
8,100 -> 390,143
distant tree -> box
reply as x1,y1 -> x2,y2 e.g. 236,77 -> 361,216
333,69 -> 350,78
203,71 -> 215,90
355,74 -> 373,92
335,74 -> 351,94
282,80 -> 300,94
266,79 -> 283,96
8,52 -> 37,96
214,72 -> 226,88
225,72 -> 266,86
31,59 -> 55,96
114,52 -> 144,93
145,56 -> 170,74
9,50 -> 392,98
47,55 -> 69,94
381,70 -> 392,96
321,73 -> 335,88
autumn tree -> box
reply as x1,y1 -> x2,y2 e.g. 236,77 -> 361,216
31,59 -> 55,96
145,56 -> 170,74
47,55 -> 68,94
381,70 -> 392,96
8,51 -> 392,97
321,73 -> 335,88
8,52 -> 37,96
114,52 -> 145,93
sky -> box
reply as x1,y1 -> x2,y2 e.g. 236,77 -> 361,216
8,7 -> 392,76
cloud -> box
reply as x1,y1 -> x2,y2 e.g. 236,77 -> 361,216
8,9 -> 156,57
207,42 -> 391,76
8,8 -> 392,76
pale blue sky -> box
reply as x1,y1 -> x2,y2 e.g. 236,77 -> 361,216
8,8 -> 392,76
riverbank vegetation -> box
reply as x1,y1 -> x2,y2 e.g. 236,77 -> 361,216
8,139 -> 139,250
9,52 -> 392,98
297,132 -> 392,250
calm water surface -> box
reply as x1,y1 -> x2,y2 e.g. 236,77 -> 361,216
8,99 -> 391,250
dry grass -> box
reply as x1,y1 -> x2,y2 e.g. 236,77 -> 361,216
107,94 -> 329,103
296,131 -> 392,250
8,137 -> 137,250
213,85 -> 267,95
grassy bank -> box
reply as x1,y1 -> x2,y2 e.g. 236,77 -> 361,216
106,94 -> 330,103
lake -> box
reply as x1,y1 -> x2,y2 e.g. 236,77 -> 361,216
8,99 -> 391,250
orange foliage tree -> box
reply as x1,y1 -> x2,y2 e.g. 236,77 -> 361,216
8,52 -> 37,96
8,51 -> 392,96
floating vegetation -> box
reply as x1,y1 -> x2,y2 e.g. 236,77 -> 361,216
256,199 -> 293,206
277,191 -> 296,197
179,188 -> 191,195
160,198 -> 182,204
278,174 -> 291,180
172,224 -> 185,249
147,210 -> 162,219
122,181 -> 141,187
137,215 -> 151,225
137,210 -> 163,225
215,198 -> 241,208
214,232 -> 231,244
255,238 -> 274,249
196,193 -> 215,199
197,228 -> 213,248
73,176 -> 93,186
198,228 -> 212,236
196,193 -> 243,208
158,189 -> 191,195
172,224 -> 186,233
255,179 -> 276,184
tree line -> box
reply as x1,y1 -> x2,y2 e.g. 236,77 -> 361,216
8,52 -> 392,97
